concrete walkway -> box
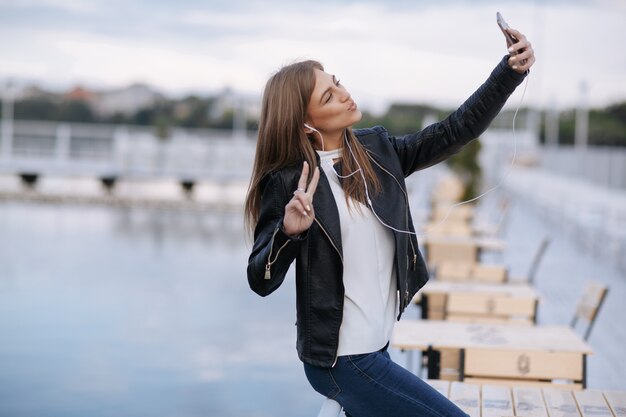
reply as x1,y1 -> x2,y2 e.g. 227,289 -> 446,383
500,187 -> 626,390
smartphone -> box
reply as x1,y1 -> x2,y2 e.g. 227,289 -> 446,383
496,12 -> 526,65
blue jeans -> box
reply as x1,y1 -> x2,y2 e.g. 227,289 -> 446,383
303,344 -> 469,417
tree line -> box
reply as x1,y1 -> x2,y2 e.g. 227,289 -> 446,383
11,95 -> 255,131
9,95 -> 626,147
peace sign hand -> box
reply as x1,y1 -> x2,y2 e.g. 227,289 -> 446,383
282,161 -> 320,237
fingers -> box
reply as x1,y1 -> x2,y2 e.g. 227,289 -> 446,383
516,54 -> 535,73
297,161 -> 310,192
513,46 -> 534,61
306,166 -> 320,199
506,28 -> 524,39
506,28 -> 531,55
289,161 -> 319,221
284,162 -> 318,235
292,191 -> 312,216
506,28 -> 535,73
287,197 -> 309,218
506,28 -> 525,43
511,48 -> 535,71
291,161 -> 319,214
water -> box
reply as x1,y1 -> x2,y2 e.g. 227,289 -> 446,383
2,189 -> 625,417
0,202 -> 322,417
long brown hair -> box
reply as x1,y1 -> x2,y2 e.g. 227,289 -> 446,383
244,60 -> 380,233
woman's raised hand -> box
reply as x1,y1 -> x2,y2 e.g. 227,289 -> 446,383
506,28 -> 535,73
282,161 -> 320,237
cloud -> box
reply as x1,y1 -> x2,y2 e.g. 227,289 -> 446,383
0,0 -> 624,108
0,0 -> 100,13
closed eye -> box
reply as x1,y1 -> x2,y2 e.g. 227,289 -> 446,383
324,78 -> 342,104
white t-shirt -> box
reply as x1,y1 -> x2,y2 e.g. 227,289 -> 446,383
317,148 -> 398,356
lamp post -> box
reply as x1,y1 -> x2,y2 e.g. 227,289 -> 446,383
574,80 -> 589,151
1,79 -> 14,161
545,97 -> 559,148
232,96 -> 247,141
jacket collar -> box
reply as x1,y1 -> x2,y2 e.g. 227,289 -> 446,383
310,148 -> 402,257
312,152 -> 343,257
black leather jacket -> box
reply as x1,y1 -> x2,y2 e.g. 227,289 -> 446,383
247,56 -> 527,367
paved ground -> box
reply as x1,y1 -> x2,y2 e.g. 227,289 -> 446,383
499,191 -> 626,390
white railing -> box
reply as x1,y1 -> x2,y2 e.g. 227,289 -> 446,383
4,119 -> 622,192
0,120 -> 256,182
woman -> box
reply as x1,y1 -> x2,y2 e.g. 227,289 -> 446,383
245,27 -> 534,417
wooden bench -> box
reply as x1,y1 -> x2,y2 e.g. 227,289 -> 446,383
430,175 -> 466,206
423,220 -> 473,237
425,238 -> 479,267
417,281 -> 539,324
423,236 -> 506,269
571,281 -> 609,341
423,380 -> 626,417
436,262 -> 509,283
431,204 -> 475,223
317,382 -> 626,417
393,320 -> 593,387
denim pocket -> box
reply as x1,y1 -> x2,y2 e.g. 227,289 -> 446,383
347,351 -> 392,384
347,352 -> 377,374
303,363 -> 341,399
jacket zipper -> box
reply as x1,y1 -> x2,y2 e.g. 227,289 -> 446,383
264,226 -> 291,280
311,217 -> 343,367
313,218 -> 343,264
366,151 -> 416,306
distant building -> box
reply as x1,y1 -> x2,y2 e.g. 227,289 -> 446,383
209,87 -> 236,120
209,87 -> 260,121
13,83 -> 162,118
10,81 -> 262,124
91,83 -> 163,117
65,86 -> 94,102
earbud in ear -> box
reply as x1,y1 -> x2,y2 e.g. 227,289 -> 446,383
304,122 -> 324,150
304,123 -> 317,132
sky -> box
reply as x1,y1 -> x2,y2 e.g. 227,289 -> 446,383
1,0 -> 625,113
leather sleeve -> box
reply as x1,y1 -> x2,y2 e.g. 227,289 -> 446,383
387,55 -> 527,177
247,171 -> 306,297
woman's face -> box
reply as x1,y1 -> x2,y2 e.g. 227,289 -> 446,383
305,68 -> 362,137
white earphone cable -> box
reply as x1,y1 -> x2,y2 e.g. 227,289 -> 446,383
424,75 -> 530,236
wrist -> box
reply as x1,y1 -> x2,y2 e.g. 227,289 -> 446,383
281,220 -> 301,239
